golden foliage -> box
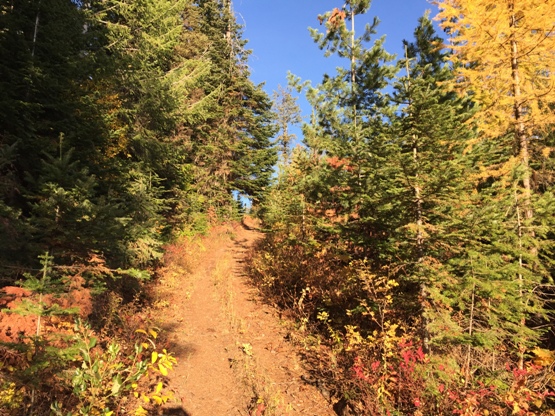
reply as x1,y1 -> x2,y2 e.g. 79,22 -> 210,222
436,0 -> 555,138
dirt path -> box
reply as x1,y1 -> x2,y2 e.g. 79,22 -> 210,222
155,223 -> 335,416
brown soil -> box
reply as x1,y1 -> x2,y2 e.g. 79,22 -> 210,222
0,285 -> 92,343
155,221 -> 335,416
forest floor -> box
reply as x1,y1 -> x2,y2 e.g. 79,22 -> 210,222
154,220 -> 335,416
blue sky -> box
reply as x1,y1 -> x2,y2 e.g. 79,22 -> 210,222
234,0 -> 440,127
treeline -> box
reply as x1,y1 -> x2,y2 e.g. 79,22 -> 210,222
0,0 -> 275,413
0,0 -> 276,277
252,0 -> 555,414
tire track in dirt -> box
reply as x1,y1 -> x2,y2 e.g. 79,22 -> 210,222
156,223 -> 335,416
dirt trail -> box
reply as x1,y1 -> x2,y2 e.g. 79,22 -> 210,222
156,223 -> 335,416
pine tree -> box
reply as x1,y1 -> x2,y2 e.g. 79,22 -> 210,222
26,146 -> 102,262
0,0 -> 215,268
0,0 -> 107,267
80,0 -> 217,261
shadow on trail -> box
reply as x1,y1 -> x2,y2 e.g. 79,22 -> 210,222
239,217 -> 260,231
168,341 -> 198,359
231,237 -> 252,279
162,405 -> 191,415
158,322 -> 198,359
231,226 -> 256,260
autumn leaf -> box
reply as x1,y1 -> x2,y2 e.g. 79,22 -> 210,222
328,8 -> 346,29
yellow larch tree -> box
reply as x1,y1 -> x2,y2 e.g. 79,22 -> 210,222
436,0 -> 555,219
437,0 -> 555,370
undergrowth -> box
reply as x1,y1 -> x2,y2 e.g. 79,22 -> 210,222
0,253 -> 177,415
247,227 -> 555,415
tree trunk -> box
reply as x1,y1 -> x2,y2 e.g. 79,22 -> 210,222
350,6 -> 357,133
509,1 -> 534,370
31,0 -> 41,58
405,47 -> 429,352
509,2 -> 533,222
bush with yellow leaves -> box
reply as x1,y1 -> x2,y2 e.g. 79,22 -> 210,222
51,322 -> 176,416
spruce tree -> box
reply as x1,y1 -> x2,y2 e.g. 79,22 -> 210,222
81,0 -> 216,262
0,0 -> 215,269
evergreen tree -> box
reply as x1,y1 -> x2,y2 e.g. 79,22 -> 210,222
0,0 -> 215,268
387,13 -> 476,350
0,0 -> 107,267
272,84 -> 302,164
80,0 -> 216,263
191,0 -> 277,210
292,0 -> 395,252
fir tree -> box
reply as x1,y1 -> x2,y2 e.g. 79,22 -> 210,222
0,0 -> 105,267
293,0 -> 395,250
388,13 -> 475,351
191,0 -> 277,209
272,84 -> 302,164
